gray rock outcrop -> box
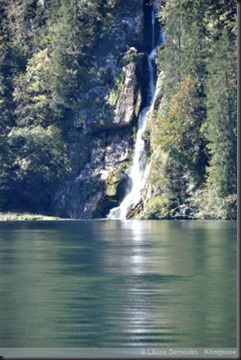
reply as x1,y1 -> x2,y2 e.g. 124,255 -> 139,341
52,2 -> 146,218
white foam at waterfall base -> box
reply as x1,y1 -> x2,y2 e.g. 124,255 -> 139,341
108,3 -> 161,220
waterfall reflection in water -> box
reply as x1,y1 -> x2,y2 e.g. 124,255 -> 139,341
0,220 -> 237,348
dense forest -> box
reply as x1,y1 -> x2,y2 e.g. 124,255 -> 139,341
0,0 -> 237,219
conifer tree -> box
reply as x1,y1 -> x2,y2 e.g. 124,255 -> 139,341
158,0 -> 185,95
202,28 -> 237,197
13,48 -> 56,127
50,0 -> 100,110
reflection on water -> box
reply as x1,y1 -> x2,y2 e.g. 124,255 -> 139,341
0,220 -> 237,348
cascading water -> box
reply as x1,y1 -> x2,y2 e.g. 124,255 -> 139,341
108,1 -> 162,220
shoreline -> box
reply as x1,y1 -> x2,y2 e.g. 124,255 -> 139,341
0,212 -> 64,221
0,212 -> 237,222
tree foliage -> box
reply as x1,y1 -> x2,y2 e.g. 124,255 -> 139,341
1,126 -> 70,211
0,0 -> 143,214
198,27 -> 237,216
0,0 -> 237,218
145,0 -> 237,219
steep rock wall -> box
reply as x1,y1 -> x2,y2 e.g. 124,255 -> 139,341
52,1 -> 148,219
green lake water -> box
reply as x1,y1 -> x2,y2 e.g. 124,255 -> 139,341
0,220 -> 237,349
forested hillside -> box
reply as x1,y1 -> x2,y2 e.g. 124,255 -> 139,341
0,0 -> 237,219
142,0 -> 237,220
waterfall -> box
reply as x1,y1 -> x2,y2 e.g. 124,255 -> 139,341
107,1 -> 162,220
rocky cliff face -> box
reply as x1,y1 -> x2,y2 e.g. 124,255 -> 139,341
52,1 -> 148,219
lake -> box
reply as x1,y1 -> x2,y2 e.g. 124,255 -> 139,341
0,220 -> 237,353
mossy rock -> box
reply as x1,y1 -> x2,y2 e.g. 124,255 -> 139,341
135,89 -> 142,117
92,197 -> 118,218
94,166 -> 131,218
105,162 -> 130,197
105,169 -> 119,196
108,89 -> 119,107
143,195 -> 171,219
